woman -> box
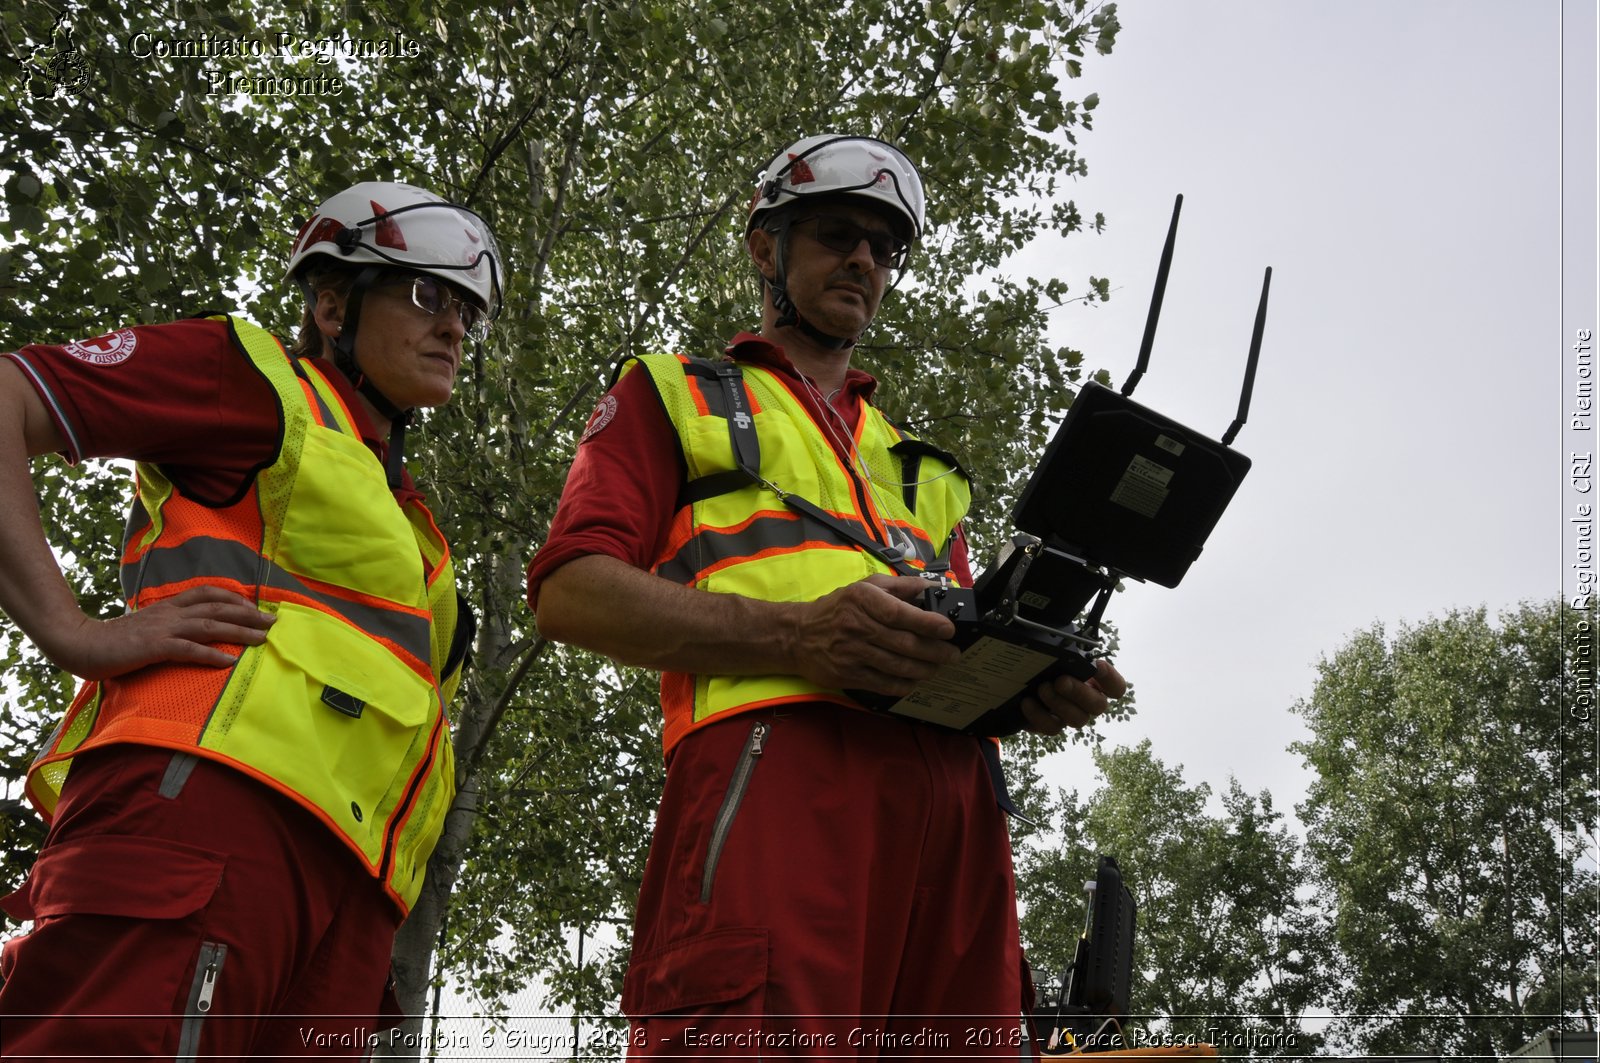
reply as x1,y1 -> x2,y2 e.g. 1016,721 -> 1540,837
0,181 -> 504,1056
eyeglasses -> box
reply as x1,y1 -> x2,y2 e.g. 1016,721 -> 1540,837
382,272 -> 490,340
792,215 -> 909,270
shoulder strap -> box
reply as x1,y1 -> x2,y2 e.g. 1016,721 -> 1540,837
682,359 -> 920,578
886,435 -> 967,512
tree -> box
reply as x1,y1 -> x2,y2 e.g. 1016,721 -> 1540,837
1,0 -> 1125,1047
1014,741 -> 1331,1056
1291,601 -> 1599,1058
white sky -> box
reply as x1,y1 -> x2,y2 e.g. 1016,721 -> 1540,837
1017,0 -> 1593,824
437,1 -> 1597,1026
431,0 -> 1600,1029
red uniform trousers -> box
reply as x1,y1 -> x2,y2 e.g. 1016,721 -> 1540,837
0,745 -> 401,1059
622,704 -> 1033,1059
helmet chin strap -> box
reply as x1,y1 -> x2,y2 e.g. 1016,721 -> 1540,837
767,228 -> 856,350
330,264 -> 413,489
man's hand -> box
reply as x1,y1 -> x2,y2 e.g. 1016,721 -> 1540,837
1019,658 -> 1128,735
787,574 -> 961,695
40,586 -> 277,681
537,557 -> 961,691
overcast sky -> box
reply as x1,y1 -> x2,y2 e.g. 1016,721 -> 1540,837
431,0 -> 1600,1025
1010,0 -> 1593,824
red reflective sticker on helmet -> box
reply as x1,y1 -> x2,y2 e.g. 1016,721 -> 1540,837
292,216 -> 343,256
370,200 -> 408,250
787,155 -> 816,185
580,394 -> 618,443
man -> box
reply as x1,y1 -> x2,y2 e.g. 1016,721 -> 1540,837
530,135 -> 1124,1054
0,181 -> 503,1056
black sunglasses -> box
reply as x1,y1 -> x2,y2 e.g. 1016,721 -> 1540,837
791,215 -> 909,270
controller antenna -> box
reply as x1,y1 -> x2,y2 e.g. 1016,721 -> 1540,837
1221,266 -> 1272,446
1121,193 -> 1183,399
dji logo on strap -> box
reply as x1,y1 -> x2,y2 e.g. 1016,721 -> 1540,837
734,412 -> 752,430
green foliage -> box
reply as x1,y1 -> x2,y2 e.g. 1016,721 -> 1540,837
1291,600 -> 1599,1057
1015,601 -> 1596,1057
1,0 -> 1123,1036
1015,741 -> 1328,1055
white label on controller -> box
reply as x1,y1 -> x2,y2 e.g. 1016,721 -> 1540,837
889,636 -> 1060,728
1109,454 -> 1173,518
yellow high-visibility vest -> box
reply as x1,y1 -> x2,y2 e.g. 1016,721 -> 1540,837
26,316 -> 466,913
622,353 -> 971,755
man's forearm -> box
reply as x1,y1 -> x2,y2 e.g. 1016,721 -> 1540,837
534,554 -> 803,676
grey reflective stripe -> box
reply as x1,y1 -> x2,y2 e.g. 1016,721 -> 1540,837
127,535 -> 432,662
127,534 -> 261,590
656,515 -> 824,585
700,720 -> 767,903
658,513 -> 935,585
295,365 -> 340,426
258,566 -> 431,661
904,525 -> 938,566
159,751 -> 200,799
120,497 -> 152,601
177,941 -> 227,1061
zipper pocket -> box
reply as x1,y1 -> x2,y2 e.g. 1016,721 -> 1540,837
176,940 -> 227,1062
699,720 -> 768,903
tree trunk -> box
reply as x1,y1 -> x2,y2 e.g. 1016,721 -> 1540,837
376,764 -> 486,1059
377,550 -> 532,1060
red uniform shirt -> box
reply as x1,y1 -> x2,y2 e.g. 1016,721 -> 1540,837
1,316 -> 427,1045
526,332 -> 971,606
2,316 -> 420,503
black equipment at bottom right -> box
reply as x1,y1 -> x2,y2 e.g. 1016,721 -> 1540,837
1032,855 -> 1139,1055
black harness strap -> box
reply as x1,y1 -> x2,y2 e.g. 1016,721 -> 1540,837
691,360 -> 920,578
679,469 -> 753,509
900,449 -> 923,511
681,359 -> 1024,817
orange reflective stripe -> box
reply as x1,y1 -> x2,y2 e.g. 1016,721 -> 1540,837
410,501 -> 451,588
378,708 -> 446,889
298,376 -> 334,428
685,364 -> 712,417
296,358 -> 361,436
661,686 -> 855,752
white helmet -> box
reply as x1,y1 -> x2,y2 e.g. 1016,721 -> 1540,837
284,181 -> 504,317
746,135 -> 925,242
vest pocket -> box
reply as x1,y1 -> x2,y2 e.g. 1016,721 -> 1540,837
699,720 -> 768,903
204,601 -> 435,866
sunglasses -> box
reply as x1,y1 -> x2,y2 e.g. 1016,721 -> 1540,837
381,272 -> 489,340
792,215 -> 909,270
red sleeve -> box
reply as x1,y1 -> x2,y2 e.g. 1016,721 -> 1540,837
2,317 -> 280,505
949,523 -> 974,586
526,368 -> 684,610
